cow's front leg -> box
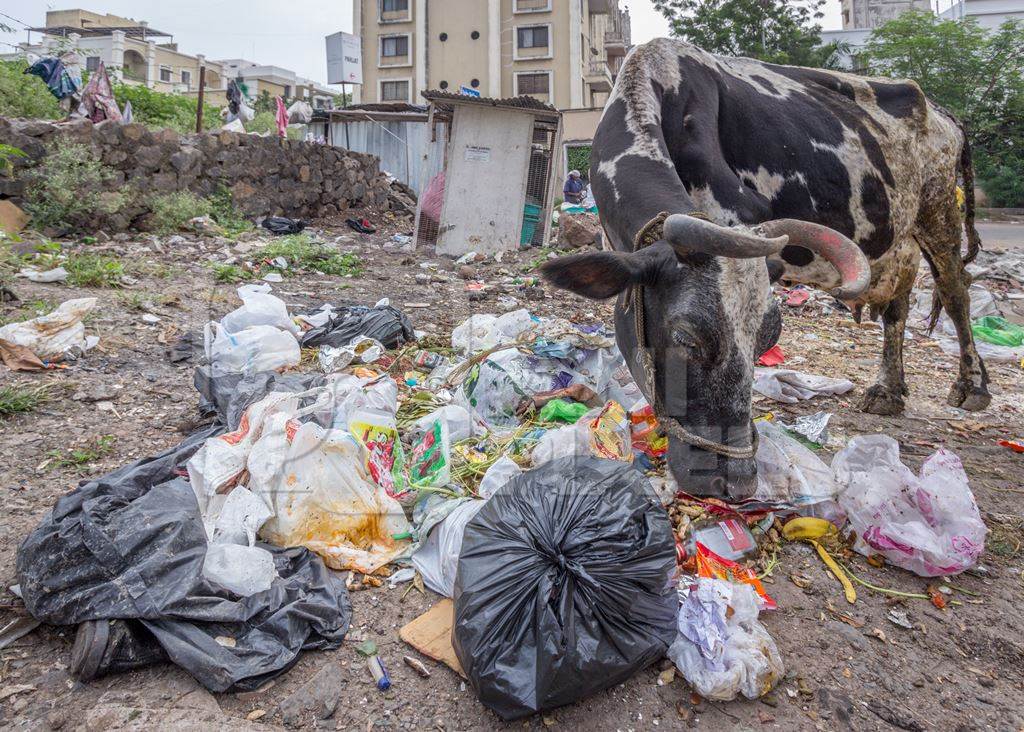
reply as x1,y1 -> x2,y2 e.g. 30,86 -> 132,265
861,291 -> 911,416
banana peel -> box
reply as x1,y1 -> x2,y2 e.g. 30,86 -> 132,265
782,517 -> 856,604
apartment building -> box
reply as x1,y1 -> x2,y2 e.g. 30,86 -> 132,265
8,10 -> 336,108
16,10 -> 226,94
350,0 -> 631,110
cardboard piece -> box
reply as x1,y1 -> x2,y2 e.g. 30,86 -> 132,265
398,599 -> 465,678
0,338 -> 45,372
0,201 -> 29,235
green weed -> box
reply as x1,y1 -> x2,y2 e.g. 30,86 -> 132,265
210,263 -> 252,284
0,384 -> 53,418
48,434 -> 116,470
148,191 -> 212,234
254,234 -> 362,277
65,254 -> 124,288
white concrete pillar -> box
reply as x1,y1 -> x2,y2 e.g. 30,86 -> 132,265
351,0 -> 363,103
569,1 -> 583,108
415,0 -> 426,99
195,53 -> 205,91
146,40 -> 157,88
488,0 -> 501,96
109,30 -> 125,82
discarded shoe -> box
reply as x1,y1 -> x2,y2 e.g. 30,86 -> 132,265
69,619 -> 168,682
346,217 -> 376,234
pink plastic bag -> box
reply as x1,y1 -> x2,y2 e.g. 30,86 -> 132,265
832,436 -> 986,576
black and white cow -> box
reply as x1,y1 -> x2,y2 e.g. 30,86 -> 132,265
542,39 -> 988,500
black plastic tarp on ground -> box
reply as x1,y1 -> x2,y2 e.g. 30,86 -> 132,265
15,371 -> 351,692
452,457 -> 679,720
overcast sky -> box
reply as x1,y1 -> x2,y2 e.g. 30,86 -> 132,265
1,1 -> 843,88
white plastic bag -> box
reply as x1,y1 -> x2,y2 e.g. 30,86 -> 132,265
256,421 -> 411,574
477,456 -> 523,499
531,420 -> 591,466
751,421 -> 842,520
411,499 -> 485,597
668,578 -> 784,701
753,368 -> 854,403
220,283 -> 299,336
0,297 -> 96,360
203,322 -> 300,376
202,543 -> 277,597
451,314 -> 499,354
411,404 -> 473,443
832,435 -> 986,576
320,373 -> 399,429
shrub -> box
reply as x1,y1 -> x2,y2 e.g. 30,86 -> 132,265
148,191 -> 213,234
254,234 -> 362,277
23,139 -> 128,231
113,83 -> 220,134
208,186 -> 252,236
64,253 -> 125,288
0,60 -> 63,120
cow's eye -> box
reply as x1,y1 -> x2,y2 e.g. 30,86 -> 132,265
671,329 -> 701,357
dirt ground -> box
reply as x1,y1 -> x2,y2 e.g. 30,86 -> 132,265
1,212 -> 1023,731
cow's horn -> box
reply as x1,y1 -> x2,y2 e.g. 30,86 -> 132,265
756,219 -> 871,300
664,214 -> 789,259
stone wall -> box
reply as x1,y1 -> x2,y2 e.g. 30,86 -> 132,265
0,116 -> 393,231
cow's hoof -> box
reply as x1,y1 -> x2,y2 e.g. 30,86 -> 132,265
861,385 -> 905,416
947,382 -> 991,412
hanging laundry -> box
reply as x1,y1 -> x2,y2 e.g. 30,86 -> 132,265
226,79 -> 242,117
78,61 -> 122,123
275,96 -> 288,138
24,58 -> 80,100
122,99 -> 133,123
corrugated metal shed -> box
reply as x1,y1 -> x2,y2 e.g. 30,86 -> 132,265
421,90 -> 560,121
324,107 -> 446,195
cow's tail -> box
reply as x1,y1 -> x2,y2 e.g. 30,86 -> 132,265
959,132 -> 982,264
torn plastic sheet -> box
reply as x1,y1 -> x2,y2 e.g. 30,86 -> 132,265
15,415 -> 351,692
753,368 -> 854,403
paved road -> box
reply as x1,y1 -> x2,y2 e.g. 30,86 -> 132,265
976,221 -> 1024,250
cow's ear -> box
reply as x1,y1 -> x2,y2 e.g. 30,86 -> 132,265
541,250 -> 658,300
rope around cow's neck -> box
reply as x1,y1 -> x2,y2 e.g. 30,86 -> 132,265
628,211 -> 760,461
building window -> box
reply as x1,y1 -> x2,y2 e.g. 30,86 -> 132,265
381,80 -> 410,102
181,70 -> 192,86
517,26 -> 549,49
159,66 -> 172,82
284,85 -> 292,98
381,0 -> 408,12
86,56 -> 100,72
381,35 -> 409,57
516,72 -> 549,96
513,0 -> 552,12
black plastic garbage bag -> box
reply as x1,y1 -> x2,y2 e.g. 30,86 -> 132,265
261,216 -> 306,235
194,366 -> 325,430
452,457 -> 678,720
16,373 -> 351,692
300,303 -> 415,350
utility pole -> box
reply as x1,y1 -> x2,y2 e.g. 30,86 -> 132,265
196,66 -> 206,133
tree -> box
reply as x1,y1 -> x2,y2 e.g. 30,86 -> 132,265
865,11 -> 1024,206
652,0 -> 842,67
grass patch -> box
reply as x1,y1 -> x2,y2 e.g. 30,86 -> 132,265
48,434 -> 116,470
148,191 -> 213,235
65,254 -> 125,288
210,263 -> 252,284
208,187 -> 252,238
0,384 -> 53,418
254,234 -> 362,277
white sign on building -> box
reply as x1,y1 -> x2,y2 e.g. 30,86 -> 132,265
326,31 -> 363,85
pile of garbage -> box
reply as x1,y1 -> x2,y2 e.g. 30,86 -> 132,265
11,283 -> 990,718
